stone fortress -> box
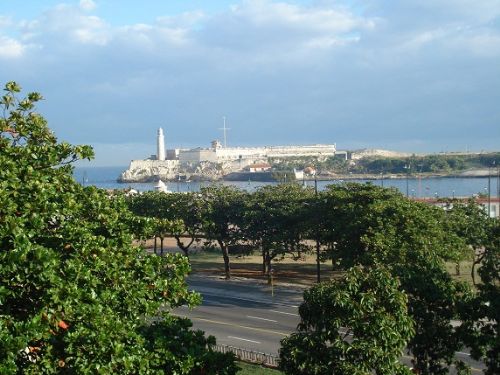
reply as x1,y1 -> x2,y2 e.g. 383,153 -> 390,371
118,128 -> 338,182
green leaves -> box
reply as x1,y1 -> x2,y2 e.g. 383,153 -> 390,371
280,266 -> 414,375
0,82 -> 236,374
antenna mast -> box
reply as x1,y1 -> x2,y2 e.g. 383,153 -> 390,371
219,116 -> 231,148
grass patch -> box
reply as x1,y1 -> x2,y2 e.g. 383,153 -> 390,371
237,362 -> 282,375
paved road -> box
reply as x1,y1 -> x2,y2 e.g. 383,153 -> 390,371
176,275 -> 302,354
175,275 -> 485,373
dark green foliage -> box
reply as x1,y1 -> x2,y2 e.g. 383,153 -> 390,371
0,82 -> 236,374
313,184 -> 473,374
450,201 -> 499,375
128,191 -> 202,256
198,185 -> 249,279
280,266 -> 414,375
245,184 -> 315,276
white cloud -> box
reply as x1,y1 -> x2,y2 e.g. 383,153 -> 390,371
0,15 -> 13,28
72,15 -> 110,45
454,31 -> 500,57
0,35 -> 25,58
79,0 -> 97,12
206,0 -> 376,51
156,10 -> 206,28
231,0 -> 374,34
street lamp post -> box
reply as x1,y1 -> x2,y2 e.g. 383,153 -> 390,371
404,164 -> 411,197
488,165 -> 492,217
314,175 -> 320,283
497,164 -> 500,199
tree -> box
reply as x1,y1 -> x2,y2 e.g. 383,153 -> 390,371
316,183 -> 472,374
199,185 -> 247,279
128,191 -> 202,257
451,202 -> 499,375
0,82 -> 236,373
445,199 -> 493,282
245,184 -> 314,279
279,266 -> 414,375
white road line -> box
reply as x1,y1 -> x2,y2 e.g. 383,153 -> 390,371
247,315 -> 278,323
456,351 -> 471,356
228,336 -> 261,344
197,291 -> 299,308
269,310 -> 299,317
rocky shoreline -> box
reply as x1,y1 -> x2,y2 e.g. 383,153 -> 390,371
117,167 -> 496,183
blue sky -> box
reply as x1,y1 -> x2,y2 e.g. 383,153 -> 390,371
1,0 -> 499,166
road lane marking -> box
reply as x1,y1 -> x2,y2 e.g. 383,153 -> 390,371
228,336 -> 261,344
456,351 -> 471,356
176,315 -> 289,337
178,313 -> 483,373
269,310 -> 299,317
198,291 -> 299,308
247,315 -> 277,323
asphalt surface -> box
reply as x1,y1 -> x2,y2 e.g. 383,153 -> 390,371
174,275 -> 486,374
176,275 -> 302,354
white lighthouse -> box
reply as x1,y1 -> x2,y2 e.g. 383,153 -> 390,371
157,128 -> 165,161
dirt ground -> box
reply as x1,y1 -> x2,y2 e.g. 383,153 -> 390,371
134,237 -> 345,286
134,237 -> 475,287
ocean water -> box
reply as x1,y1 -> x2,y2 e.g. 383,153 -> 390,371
73,166 -> 500,198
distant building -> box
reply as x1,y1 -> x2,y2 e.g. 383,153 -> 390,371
119,128 -> 338,182
178,141 -> 337,164
248,163 -> 271,173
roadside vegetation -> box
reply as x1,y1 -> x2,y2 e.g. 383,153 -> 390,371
130,181 -> 498,375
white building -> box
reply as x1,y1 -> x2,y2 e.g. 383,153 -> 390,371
177,140 -> 337,164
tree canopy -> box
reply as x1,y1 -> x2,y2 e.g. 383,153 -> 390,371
280,266 -> 414,375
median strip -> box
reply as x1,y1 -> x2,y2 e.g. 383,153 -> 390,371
247,315 -> 278,323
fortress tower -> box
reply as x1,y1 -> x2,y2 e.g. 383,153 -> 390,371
157,128 -> 165,161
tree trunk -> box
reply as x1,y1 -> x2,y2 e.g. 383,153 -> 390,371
266,252 -> 273,284
160,237 -> 164,256
175,235 -> 194,260
218,239 -> 231,279
261,243 -> 267,274
153,236 -> 157,255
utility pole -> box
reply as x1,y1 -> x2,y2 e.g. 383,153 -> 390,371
488,171 -> 491,217
497,164 -> 499,200
488,163 -> 492,217
315,174 -> 320,283
404,163 -> 411,197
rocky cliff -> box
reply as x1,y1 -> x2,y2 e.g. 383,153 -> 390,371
118,160 -> 180,182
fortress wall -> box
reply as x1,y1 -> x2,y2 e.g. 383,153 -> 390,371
179,149 -> 217,163
178,145 -> 337,163
215,145 -> 337,160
